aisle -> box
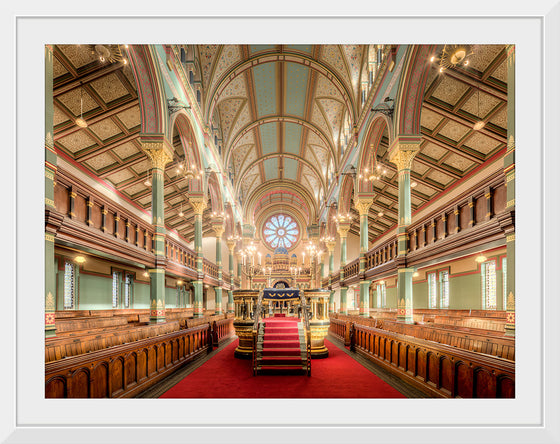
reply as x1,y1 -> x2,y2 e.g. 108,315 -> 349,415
160,338 -> 406,398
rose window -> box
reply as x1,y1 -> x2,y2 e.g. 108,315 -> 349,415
263,214 -> 299,250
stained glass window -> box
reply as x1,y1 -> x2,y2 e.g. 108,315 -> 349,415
428,272 -> 437,308
112,272 -> 120,308
482,261 -> 497,309
502,258 -> 507,309
439,271 -> 449,308
64,262 -> 75,309
263,214 -> 299,250
124,274 -> 133,308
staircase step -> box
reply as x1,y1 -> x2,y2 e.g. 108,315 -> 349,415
265,327 -> 299,333
261,348 -> 301,356
263,335 -> 300,342
261,340 -> 301,348
258,366 -> 306,375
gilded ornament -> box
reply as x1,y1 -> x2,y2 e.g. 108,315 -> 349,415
506,234 -> 515,243
45,233 -> 55,243
45,292 -> 55,311
506,291 -> 515,311
507,135 -> 515,152
190,198 -> 207,215
45,132 -> 54,150
143,143 -> 173,170
389,145 -> 420,171
354,199 -> 373,216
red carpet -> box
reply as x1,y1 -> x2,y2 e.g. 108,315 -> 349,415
258,317 -> 305,374
160,338 -> 406,398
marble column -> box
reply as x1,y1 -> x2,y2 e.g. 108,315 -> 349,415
142,138 -> 173,323
190,196 -> 207,317
226,239 -> 236,313
337,221 -> 351,314
355,197 -> 373,317
389,139 -> 420,323
211,218 -> 225,315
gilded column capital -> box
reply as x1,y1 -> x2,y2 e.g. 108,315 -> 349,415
212,223 -> 225,239
354,198 -> 373,216
142,141 -> 173,170
226,239 -> 236,251
189,197 -> 207,215
388,142 -> 421,171
337,222 -> 351,238
326,240 -> 336,253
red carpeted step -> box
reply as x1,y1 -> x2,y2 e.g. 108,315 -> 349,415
265,327 -> 298,333
261,348 -> 301,356
260,356 -> 303,366
262,340 -> 301,348
273,314 -> 286,317
264,322 -> 297,328
263,334 -> 299,341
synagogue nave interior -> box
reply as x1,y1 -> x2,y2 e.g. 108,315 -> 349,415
44,43 -> 515,399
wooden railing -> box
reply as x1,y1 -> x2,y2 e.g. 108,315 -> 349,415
328,316 -> 515,398
45,324 -> 212,398
351,324 -> 514,398
343,259 -> 360,280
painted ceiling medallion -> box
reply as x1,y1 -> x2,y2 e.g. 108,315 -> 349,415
263,214 -> 299,250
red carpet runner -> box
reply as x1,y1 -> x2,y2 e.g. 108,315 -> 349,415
258,316 -> 305,374
160,338 -> 405,398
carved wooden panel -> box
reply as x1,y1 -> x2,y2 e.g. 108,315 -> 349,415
91,363 -> 109,398
493,184 -> 507,214
75,194 -> 87,222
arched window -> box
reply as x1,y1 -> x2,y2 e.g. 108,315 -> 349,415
64,261 -> 76,309
262,214 -> 300,250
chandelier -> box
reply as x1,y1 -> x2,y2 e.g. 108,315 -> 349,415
430,44 -> 475,73
358,156 -> 387,183
88,44 -> 129,65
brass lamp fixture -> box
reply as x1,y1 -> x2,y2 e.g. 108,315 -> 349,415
430,44 -> 475,73
75,86 -> 88,128
89,44 -> 129,65
358,156 -> 387,183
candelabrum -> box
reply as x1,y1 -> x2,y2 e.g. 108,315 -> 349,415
289,266 -> 301,288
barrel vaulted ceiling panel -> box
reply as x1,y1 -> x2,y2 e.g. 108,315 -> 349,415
284,158 -> 298,181
317,98 -> 344,141
264,157 -> 279,181
285,63 -> 309,117
259,123 -> 278,156
284,123 -> 302,156
253,63 -> 277,117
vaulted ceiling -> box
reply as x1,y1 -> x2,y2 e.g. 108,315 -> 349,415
51,44 -> 508,246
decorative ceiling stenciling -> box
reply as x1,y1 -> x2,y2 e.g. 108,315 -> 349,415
199,45 -> 220,88
57,45 -> 98,69
253,63 -> 277,117
228,102 -> 251,145
215,69 -> 248,102
341,45 -> 364,97
231,143 -> 253,174
90,73 -> 129,103
88,119 -> 123,141
317,98 -> 344,140
310,103 -> 332,138
217,98 -> 245,144
56,89 -> 99,116
211,45 -> 242,91
320,45 -> 351,86
315,75 -> 344,101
